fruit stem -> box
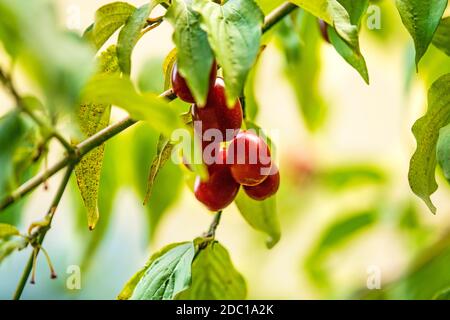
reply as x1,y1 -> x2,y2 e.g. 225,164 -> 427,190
205,211 -> 222,239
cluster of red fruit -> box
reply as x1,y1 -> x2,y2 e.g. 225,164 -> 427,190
171,62 -> 280,212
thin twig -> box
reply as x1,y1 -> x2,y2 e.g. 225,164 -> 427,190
12,165 -> 74,300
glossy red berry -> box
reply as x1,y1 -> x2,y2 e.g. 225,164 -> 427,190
192,77 -> 243,143
194,147 -> 240,211
244,165 -> 280,200
318,19 -> 330,43
227,131 -> 272,186
171,61 -> 217,103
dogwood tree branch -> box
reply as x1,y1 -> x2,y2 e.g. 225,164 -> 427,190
0,2 -> 298,212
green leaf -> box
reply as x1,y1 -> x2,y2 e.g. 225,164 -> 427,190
434,288 -> 450,300
289,0 -> 332,24
82,74 -> 184,137
408,74 -> 450,214
243,55 -> 260,121
0,223 -> 19,238
234,189 -> 281,249
118,241 -> 188,299
0,111 -> 27,198
194,0 -> 264,106
0,0 -> 94,113
437,123 -> 450,182
305,209 -> 377,286
432,17 -> 450,57
0,238 -> 27,264
162,48 -> 178,91
318,164 -> 386,190
328,0 -> 369,84
177,242 -> 247,300
256,0 -> 285,14
117,1 -> 161,75
308,210 -> 377,260
143,135 -> 174,205
130,242 -> 195,300
166,0 -> 214,106
91,2 -> 136,49
75,131 -> 122,271
131,125 -> 183,241
276,11 -> 327,131
395,0 -> 448,66
138,56 -> 166,93
74,46 -> 119,230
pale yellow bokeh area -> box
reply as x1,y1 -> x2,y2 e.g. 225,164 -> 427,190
0,0 -> 449,299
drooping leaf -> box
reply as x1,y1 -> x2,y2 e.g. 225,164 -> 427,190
243,55 -> 261,121
408,74 -> 450,214
74,45 -> 119,230
74,131 -> 122,271
166,0 -> 214,106
81,74 -> 184,137
131,125 -> 183,241
0,223 -> 19,238
432,17 -> 450,57
117,1 -> 161,74
143,135 -> 174,205
90,1 -> 136,50
118,241 -> 188,300
276,11 -> 327,131
0,0 -> 94,113
130,242 -> 195,300
395,0 -> 448,66
328,0 -> 369,84
289,0 -> 332,24
307,209 -> 377,261
437,123 -> 450,183
177,242 -> 247,300
305,209 -> 377,286
234,189 -> 281,249
193,0 -> 264,106
162,48 -> 178,91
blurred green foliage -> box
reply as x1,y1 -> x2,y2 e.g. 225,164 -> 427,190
1,0 -> 450,301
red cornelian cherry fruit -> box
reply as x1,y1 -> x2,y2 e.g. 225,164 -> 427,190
171,61 -> 217,103
244,165 -> 280,201
194,147 -> 240,211
192,77 -> 243,143
227,130 -> 272,186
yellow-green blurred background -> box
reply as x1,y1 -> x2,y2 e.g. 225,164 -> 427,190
1,0 -> 450,299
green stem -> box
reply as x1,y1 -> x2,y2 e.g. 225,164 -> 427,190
206,211 -> 222,238
12,165 -> 74,300
262,2 -> 298,33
